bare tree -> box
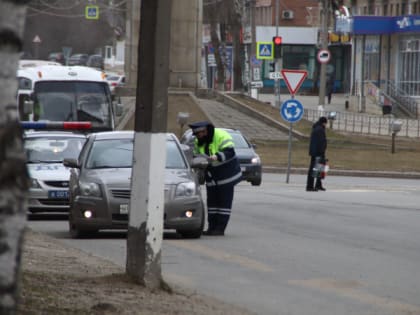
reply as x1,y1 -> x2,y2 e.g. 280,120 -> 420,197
0,0 -> 29,314
227,0 -> 243,91
204,0 -> 243,91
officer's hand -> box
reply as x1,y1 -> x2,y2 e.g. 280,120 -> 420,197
209,155 -> 218,161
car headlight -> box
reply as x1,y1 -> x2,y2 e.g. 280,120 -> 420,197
30,178 -> 41,189
79,181 -> 102,197
251,156 -> 261,164
175,181 -> 196,197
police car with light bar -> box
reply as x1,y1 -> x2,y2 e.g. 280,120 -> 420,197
24,131 -> 87,213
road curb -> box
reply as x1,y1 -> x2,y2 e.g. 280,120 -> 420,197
263,166 -> 420,179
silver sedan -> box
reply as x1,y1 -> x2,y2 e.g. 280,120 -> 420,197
65,131 -> 205,238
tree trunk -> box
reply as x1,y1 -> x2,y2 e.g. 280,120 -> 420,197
229,0 -> 243,91
208,3 -> 225,91
0,1 -> 29,314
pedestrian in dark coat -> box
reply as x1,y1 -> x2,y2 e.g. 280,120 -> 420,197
326,73 -> 335,104
306,116 -> 328,191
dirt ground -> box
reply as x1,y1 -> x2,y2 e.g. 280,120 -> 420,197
18,230 -> 255,315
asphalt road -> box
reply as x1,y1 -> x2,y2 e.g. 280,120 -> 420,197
28,174 -> 420,315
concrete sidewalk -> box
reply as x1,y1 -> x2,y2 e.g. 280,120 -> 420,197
257,92 -> 349,113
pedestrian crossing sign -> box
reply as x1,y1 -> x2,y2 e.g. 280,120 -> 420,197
256,42 -> 273,60
85,5 -> 99,20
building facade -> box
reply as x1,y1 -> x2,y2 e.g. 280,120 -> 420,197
350,0 -> 420,116
247,0 -> 352,93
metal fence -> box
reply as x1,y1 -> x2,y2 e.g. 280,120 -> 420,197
304,109 -> 420,138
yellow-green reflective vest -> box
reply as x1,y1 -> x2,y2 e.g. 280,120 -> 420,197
194,129 -> 242,186
193,128 -> 234,156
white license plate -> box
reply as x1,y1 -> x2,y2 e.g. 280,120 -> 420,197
120,204 -> 129,214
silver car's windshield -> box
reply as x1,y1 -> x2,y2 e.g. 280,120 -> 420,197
86,139 -> 133,169
86,138 -> 187,169
25,136 -> 85,163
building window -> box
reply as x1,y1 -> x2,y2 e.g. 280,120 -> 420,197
399,38 -> 420,96
363,36 -> 380,84
401,2 -> 406,15
282,45 -> 316,79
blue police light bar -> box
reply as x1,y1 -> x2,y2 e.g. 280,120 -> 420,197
21,121 -> 92,130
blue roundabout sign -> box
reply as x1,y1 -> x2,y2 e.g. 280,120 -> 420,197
280,99 -> 304,123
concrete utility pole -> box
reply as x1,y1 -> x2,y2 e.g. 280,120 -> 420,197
318,0 -> 329,108
124,0 -> 140,91
126,0 -> 171,289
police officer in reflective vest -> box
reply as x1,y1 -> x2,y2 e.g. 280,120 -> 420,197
189,121 -> 242,236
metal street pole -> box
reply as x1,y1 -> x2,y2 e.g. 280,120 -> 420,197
247,0 -> 256,94
318,0 -> 329,110
274,0 -> 281,107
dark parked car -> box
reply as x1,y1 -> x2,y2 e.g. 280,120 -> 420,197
64,131 -> 205,238
180,128 -> 262,186
86,54 -> 104,70
68,54 -> 89,66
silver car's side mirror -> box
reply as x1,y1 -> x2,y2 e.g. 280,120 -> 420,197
191,156 -> 209,169
63,158 -> 80,169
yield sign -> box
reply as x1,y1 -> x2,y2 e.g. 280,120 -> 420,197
281,69 -> 308,96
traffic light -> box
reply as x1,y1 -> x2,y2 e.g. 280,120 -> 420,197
272,36 -> 282,59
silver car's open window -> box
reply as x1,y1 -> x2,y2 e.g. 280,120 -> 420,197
166,140 -> 187,169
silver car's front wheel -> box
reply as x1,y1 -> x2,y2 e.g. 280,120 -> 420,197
176,205 -> 205,239
68,213 -> 96,239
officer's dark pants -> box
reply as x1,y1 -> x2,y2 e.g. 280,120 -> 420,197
306,156 -> 323,190
206,184 -> 234,232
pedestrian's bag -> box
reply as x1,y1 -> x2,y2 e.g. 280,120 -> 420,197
312,157 -> 329,179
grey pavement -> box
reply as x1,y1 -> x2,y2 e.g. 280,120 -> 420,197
194,97 -> 289,141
